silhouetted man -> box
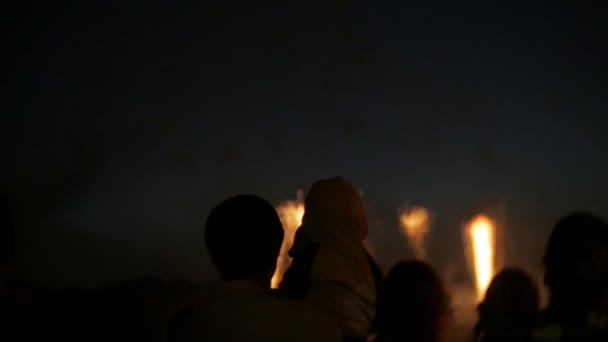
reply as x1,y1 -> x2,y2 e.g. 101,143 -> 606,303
167,194 -> 340,342
531,212 -> 608,341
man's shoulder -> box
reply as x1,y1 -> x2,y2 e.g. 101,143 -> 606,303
167,304 -> 205,342
170,292 -> 340,341
252,294 -> 342,340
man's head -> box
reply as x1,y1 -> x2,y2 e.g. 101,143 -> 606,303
543,212 -> 608,310
204,195 -> 284,282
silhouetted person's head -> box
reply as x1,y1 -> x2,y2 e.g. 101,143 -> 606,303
475,268 -> 540,341
543,212 -> 608,313
294,176 -> 367,247
204,195 -> 283,283
376,260 -> 451,342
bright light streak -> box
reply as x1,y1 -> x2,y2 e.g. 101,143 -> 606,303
465,214 -> 496,301
398,206 -> 431,259
271,191 -> 304,289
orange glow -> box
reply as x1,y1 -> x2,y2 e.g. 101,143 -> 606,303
465,214 -> 496,300
398,206 -> 431,259
271,191 -> 305,289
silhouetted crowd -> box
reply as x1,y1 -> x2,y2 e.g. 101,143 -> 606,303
2,177 -> 608,341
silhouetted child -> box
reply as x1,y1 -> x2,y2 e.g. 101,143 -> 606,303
374,260 -> 452,342
279,177 -> 377,340
475,267 -> 540,342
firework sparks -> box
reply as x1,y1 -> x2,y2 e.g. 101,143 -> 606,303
464,214 -> 496,301
398,206 -> 431,259
271,191 -> 305,289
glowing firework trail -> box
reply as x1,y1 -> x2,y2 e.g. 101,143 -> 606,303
464,214 -> 496,301
398,206 -> 431,259
271,191 -> 305,289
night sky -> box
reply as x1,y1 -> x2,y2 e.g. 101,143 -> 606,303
4,2 -> 608,288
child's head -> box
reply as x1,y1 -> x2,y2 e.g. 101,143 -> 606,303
298,176 -> 367,243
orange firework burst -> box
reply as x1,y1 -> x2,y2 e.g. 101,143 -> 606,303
464,214 -> 496,301
398,206 -> 431,259
271,191 -> 305,289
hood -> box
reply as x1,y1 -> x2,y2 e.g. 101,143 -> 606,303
290,177 -> 368,255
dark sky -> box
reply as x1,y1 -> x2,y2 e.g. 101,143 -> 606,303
4,2 -> 608,288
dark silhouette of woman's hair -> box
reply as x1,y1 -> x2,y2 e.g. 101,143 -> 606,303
475,267 -> 540,341
376,260 -> 451,342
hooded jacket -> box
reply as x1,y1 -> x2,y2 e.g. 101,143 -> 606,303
280,177 -> 377,338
